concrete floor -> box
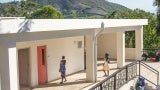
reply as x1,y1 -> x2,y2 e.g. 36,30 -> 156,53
31,60 -> 120,90
21,60 -> 146,90
28,60 -> 160,90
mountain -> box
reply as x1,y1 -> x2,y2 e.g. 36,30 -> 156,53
28,0 -> 128,18
0,0 -> 128,18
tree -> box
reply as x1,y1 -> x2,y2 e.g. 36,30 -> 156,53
71,11 -> 77,19
153,0 -> 160,14
19,1 -> 38,17
125,31 -> 135,48
106,9 -> 160,48
0,1 -> 38,17
105,11 -> 117,19
1,4 -> 19,17
153,0 -> 160,34
29,5 -> 63,19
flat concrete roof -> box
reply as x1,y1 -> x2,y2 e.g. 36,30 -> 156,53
0,19 -> 148,43
0,19 -> 148,34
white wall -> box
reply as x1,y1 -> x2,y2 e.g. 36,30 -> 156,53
16,36 -> 84,87
98,33 -> 137,60
97,33 -> 117,59
125,48 -> 136,60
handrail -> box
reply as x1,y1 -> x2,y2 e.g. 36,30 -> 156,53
89,60 -> 138,90
140,76 -> 157,86
89,60 -> 159,90
140,61 -> 159,86
140,62 -> 158,74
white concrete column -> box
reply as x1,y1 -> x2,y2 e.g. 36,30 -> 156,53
9,42 -> 19,90
135,26 -> 143,60
0,43 -> 11,90
117,32 -> 125,68
86,35 -> 97,82
30,45 -> 38,87
0,42 -> 19,90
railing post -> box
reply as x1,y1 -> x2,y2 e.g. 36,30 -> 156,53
139,60 -> 141,77
126,66 -> 128,82
100,83 -> 102,90
108,82 -> 109,90
114,75 -> 116,90
158,72 -> 159,85
136,62 -> 138,76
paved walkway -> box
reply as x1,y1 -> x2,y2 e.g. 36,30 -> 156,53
31,60 -> 130,90
30,60 -> 160,90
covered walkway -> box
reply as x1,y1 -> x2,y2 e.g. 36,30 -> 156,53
0,19 -> 148,90
31,60 -> 131,90
31,60 -> 160,90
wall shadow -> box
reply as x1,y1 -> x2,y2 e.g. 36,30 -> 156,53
18,19 -> 33,33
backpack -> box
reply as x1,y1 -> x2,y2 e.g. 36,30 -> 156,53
138,77 -> 145,87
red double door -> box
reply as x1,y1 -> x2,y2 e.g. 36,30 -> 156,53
37,46 -> 47,84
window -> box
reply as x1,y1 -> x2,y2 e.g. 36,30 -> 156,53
42,49 -> 45,65
78,41 -> 82,48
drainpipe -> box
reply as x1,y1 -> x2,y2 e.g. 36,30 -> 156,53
95,22 -> 105,37
93,22 -> 105,82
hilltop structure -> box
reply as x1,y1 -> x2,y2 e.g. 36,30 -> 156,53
0,18 -> 147,90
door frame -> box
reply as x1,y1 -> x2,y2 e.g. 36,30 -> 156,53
37,45 -> 48,84
18,48 -> 31,87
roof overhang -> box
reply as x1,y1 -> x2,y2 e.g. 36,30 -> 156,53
0,19 -> 148,34
0,19 -> 148,43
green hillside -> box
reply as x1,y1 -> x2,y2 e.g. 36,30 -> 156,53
28,0 -> 128,18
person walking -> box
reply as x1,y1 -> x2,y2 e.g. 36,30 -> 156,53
105,52 -> 110,63
103,58 -> 109,77
59,56 -> 67,84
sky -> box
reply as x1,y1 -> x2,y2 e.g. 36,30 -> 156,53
0,0 -> 22,3
107,0 -> 157,13
0,0 -> 157,13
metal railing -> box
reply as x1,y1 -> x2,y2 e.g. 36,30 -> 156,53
89,60 -> 159,90
139,61 -> 159,86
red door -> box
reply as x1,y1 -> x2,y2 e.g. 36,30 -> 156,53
37,46 -> 47,84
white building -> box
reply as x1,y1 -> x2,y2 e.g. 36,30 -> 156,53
0,18 -> 148,90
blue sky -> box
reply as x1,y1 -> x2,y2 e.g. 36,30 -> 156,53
0,0 -> 21,3
107,0 -> 157,13
0,0 -> 14,3
0,0 -> 157,13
